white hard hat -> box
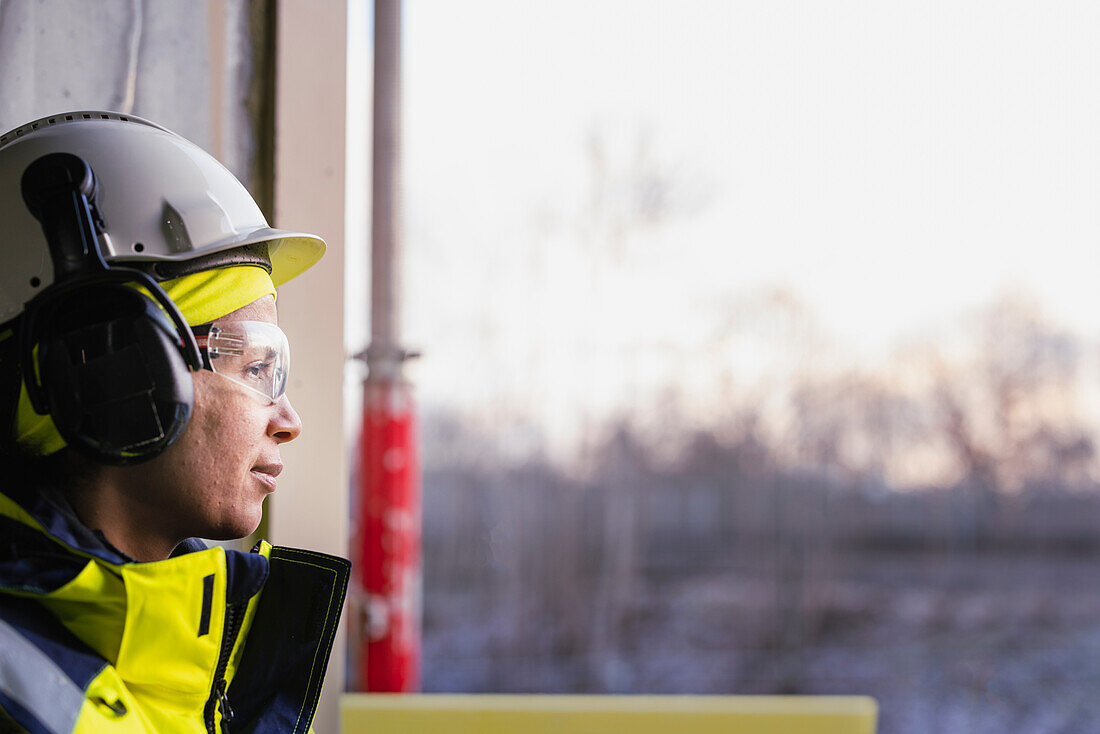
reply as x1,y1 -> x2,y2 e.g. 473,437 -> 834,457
0,110 -> 325,324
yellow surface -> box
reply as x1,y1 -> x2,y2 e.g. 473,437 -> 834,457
341,694 -> 878,734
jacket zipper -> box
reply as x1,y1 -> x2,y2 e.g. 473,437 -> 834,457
205,602 -> 243,733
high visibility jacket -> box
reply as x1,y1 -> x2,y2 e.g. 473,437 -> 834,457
0,483 -> 350,733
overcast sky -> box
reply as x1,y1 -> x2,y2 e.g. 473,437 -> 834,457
347,1 -> 1100,450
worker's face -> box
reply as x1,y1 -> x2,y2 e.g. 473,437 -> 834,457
110,296 -> 302,543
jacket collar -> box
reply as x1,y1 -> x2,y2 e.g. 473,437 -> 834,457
2,481 -> 131,565
0,483 -> 269,602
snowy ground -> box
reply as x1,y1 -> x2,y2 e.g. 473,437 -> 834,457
423,551 -> 1100,733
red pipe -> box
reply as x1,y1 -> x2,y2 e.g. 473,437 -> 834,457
357,379 -> 421,692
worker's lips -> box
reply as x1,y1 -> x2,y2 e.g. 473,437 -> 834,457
251,464 -> 282,491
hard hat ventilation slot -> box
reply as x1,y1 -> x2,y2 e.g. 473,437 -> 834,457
0,112 -> 167,153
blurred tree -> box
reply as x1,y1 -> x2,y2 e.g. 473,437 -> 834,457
925,293 -> 1092,494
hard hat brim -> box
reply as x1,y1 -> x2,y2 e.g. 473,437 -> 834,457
238,228 -> 327,287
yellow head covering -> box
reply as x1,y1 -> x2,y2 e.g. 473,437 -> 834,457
14,265 -> 277,455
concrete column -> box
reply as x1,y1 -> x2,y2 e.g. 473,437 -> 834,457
271,1 -> 349,731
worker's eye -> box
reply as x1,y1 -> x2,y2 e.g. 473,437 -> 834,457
199,321 -> 291,404
244,361 -> 273,381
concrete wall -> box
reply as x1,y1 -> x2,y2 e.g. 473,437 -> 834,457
0,0 -> 260,191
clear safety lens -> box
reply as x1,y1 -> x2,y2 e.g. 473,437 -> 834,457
194,321 -> 290,403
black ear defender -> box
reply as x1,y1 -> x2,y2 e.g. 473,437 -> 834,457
18,153 -> 203,464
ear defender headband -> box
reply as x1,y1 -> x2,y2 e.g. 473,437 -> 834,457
17,152 -> 203,464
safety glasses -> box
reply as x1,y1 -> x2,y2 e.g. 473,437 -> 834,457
192,320 -> 290,404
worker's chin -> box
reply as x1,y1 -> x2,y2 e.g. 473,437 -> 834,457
201,503 -> 265,542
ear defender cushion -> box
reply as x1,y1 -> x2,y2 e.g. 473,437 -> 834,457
37,284 -> 194,464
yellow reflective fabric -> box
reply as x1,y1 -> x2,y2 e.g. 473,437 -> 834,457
0,498 -> 130,668
22,539 -> 274,732
74,666 -> 157,733
77,543 -> 272,733
39,560 -> 127,663
12,373 -> 67,454
0,491 -> 45,532
115,548 -> 226,727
